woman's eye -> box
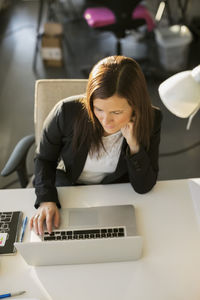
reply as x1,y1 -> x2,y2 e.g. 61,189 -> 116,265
113,111 -> 122,115
95,108 -> 102,112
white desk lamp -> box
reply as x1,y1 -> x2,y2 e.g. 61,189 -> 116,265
158,65 -> 200,130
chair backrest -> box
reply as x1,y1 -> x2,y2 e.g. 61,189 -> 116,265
34,79 -> 88,146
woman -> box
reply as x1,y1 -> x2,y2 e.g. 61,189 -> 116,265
30,55 -> 162,235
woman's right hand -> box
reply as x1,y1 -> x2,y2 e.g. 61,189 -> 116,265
29,202 -> 60,236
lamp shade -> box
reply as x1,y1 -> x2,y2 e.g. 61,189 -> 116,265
158,65 -> 200,118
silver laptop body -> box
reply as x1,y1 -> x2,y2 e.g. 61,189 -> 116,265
15,205 -> 143,266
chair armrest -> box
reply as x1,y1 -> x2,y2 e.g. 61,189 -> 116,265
1,135 -> 35,187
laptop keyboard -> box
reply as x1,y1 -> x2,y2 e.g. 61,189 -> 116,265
0,212 -> 13,233
43,227 -> 125,241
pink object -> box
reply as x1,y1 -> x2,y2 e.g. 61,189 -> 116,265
132,5 -> 155,32
84,7 -> 116,28
84,5 -> 155,32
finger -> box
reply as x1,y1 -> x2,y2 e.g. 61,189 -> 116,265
53,209 -> 60,228
128,120 -> 134,127
120,128 -> 126,137
121,125 -> 129,135
46,212 -> 54,234
29,216 -> 34,230
33,214 -> 40,235
38,214 -> 46,236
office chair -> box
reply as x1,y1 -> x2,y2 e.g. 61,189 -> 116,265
1,79 -> 88,188
83,0 -> 155,55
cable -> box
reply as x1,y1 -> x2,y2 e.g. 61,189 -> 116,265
159,140 -> 200,157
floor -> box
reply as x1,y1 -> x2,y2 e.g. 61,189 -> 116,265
0,0 -> 200,189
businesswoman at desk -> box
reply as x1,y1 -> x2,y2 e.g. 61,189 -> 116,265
30,55 -> 162,235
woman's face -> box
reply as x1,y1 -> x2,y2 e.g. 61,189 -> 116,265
93,94 -> 133,136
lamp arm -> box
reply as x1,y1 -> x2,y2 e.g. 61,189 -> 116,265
186,103 -> 200,130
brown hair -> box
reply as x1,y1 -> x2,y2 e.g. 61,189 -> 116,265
73,55 -> 153,153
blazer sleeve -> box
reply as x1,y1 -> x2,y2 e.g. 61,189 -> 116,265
125,108 -> 162,194
34,101 -> 67,209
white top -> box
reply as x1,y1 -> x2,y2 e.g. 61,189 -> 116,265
77,131 -> 124,184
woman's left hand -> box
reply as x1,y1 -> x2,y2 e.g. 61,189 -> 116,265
121,119 -> 140,155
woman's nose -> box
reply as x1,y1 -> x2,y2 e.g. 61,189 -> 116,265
102,113 -> 113,125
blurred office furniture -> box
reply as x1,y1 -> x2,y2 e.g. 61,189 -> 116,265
155,24 -> 193,72
155,1 -> 193,72
33,0 -> 83,74
158,65 -> 200,157
33,0 -> 55,73
33,0 -> 69,73
155,0 -> 191,26
1,79 -> 88,187
83,0 -> 155,55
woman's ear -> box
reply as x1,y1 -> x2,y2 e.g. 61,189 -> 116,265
130,110 -> 136,121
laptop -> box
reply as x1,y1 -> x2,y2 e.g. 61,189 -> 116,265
15,205 -> 143,266
0,211 -> 23,255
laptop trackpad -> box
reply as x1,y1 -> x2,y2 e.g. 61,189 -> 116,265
69,210 -> 98,227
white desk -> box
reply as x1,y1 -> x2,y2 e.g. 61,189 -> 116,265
1,179 -> 200,300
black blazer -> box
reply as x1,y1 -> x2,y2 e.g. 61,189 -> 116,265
34,95 -> 162,208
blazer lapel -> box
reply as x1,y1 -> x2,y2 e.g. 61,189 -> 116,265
101,139 -> 128,184
71,143 -> 89,182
